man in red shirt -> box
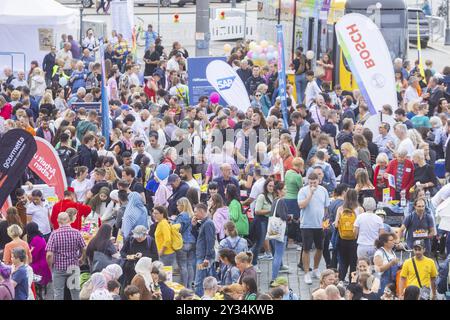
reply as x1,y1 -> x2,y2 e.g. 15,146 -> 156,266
51,188 -> 91,230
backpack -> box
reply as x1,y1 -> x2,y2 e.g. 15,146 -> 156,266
57,147 -> 73,176
170,223 -> 183,251
67,152 -> 81,178
338,208 -> 357,240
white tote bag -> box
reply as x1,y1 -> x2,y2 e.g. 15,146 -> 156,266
266,199 -> 287,242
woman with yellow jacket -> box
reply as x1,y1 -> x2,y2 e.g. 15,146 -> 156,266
152,206 -> 175,267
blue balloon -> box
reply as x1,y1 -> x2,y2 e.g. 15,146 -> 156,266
155,164 -> 171,181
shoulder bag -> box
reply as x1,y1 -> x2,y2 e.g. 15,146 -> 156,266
266,199 -> 287,242
411,257 -> 432,300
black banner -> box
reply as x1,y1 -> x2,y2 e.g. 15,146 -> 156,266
0,129 -> 37,207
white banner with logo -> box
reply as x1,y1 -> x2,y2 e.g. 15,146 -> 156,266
111,0 -> 134,41
205,60 -> 251,112
335,13 -> 397,115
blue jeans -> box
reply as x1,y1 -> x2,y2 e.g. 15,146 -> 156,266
271,238 -> 286,281
194,258 -> 211,297
251,215 -> 269,266
160,253 -> 176,268
295,73 -> 307,104
176,243 -> 196,288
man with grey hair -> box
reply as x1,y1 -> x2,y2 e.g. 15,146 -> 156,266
354,197 -> 385,260
393,123 -> 415,158
11,247 -> 29,300
375,122 -> 395,160
10,70 -> 28,89
213,163 -> 240,201
46,212 -> 86,300
201,276 -> 218,300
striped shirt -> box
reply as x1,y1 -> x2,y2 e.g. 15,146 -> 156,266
46,226 -> 86,272
396,162 -> 405,191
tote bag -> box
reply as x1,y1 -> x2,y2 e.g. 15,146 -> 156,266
266,199 -> 287,242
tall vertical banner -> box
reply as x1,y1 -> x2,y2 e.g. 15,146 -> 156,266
276,24 -> 289,129
416,11 -> 426,80
335,13 -> 397,115
0,129 -> 37,207
99,40 -> 110,147
205,60 -> 251,112
28,137 -> 68,200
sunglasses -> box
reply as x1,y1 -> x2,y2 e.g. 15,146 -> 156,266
127,131 -> 133,134
255,94 -> 262,97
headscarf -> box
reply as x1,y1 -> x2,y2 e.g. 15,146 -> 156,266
122,192 -> 148,238
134,257 -> 153,291
90,272 -> 107,291
25,222 -> 43,244
102,264 -> 123,282
87,187 -> 111,213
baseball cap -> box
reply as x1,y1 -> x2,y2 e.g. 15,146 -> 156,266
121,104 -> 132,111
375,208 -> 386,217
132,225 -> 148,239
270,276 -> 288,287
167,174 -> 180,185
413,240 -> 425,249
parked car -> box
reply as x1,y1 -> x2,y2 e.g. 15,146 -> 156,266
77,0 -> 193,8
408,7 -> 430,48
135,0 -> 194,7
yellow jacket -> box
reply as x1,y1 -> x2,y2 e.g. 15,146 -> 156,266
155,219 -> 174,255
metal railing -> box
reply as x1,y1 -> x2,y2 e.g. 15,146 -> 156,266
427,15 -> 447,42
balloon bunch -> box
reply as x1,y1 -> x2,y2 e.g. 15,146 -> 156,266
247,40 -> 278,66
223,40 -> 278,66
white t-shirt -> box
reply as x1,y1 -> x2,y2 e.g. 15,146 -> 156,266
26,202 -> 52,235
185,178 -> 200,191
249,177 -> 266,217
304,80 -> 322,107
354,212 -> 384,246
374,248 -> 396,276
397,138 -> 415,158
432,183 -> 450,208
71,178 -> 94,203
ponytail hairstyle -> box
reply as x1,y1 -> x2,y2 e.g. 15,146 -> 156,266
235,251 -> 253,264
374,232 -> 396,249
74,166 -> 89,179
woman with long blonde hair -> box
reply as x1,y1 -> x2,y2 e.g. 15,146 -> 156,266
341,142 -> 359,187
174,197 -> 196,289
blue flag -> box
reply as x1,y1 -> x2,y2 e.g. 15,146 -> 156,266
99,40 -> 110,148
276,24 -> 289,129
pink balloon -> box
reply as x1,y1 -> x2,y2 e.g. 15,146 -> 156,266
247,51 -> 253,59
210,92 -> 220,104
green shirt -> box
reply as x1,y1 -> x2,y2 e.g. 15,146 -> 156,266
285,169 -> 303,199
229,199 -> 249,236
244,293 -> 257,300
255,194 -> 273,218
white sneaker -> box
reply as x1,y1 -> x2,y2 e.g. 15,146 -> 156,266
296,245 -> 302,251
254,266 -> 262,273
304,273 -> 312,285
259,253 -> 273,261
312,269 -> 320,279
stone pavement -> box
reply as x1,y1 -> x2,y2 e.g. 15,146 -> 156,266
255,246 -> 326,300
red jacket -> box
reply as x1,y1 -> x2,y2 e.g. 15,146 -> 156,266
0,103 -> 12,120
51,199 -> 92,230
385,159 -> 415,200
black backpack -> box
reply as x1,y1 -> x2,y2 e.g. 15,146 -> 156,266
67,152 -> 81,178
57,147 -> 75,177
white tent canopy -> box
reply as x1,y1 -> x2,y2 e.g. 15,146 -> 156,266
0,0 -> 78,72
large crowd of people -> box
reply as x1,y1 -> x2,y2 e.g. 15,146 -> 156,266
0,25 -> 450,301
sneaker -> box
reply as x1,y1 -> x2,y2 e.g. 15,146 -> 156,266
296,245 -> 302,251
254,266 -> 262,273
279,265 -> 290,274
312,269 -> 320,279
259,253 -> 273,261
304,273 -> 312,285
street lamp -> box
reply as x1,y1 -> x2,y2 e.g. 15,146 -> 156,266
79,7 -> 84,45
445,0 -> 450,45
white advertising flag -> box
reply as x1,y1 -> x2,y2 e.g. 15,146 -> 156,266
206,60 -> 251,112
335,13 -> 397,115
